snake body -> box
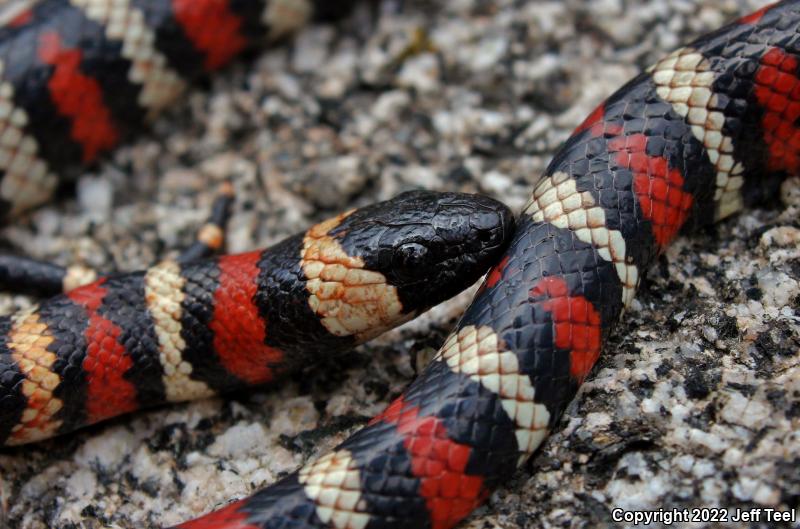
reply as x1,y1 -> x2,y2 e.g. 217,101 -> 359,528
0,190 -> 512,445
173,2 -> 798,528
0,1 -> 797,528
0,0 -> 348,219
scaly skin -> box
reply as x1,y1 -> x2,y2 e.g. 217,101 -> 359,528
0,0 -> 351,219
0,1 -> 797,528
171,2 -> 800,528
0,191 -> 513,446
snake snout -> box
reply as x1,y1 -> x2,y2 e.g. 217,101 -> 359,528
468,197 -> 515,251
433,193 -> 515,257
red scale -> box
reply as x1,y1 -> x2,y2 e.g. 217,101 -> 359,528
530,276 -> 601,384
754,47 -> 800,174
38,32 -> 120,163
176,500 -> 255,529
376,398 -> 487,529
211,252 -> 283,385
68,280 -> 138,423
608,133 -> 694,248
172,0 -> 248,71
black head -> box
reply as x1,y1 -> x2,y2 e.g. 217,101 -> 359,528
327,190 -> 515,313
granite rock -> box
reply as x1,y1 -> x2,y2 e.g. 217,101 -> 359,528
0,1 -> 796,528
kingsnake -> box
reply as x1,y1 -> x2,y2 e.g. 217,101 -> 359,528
0,189 -> 513,445
0,1 -> 798,528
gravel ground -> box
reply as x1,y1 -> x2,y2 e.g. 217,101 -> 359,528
1,1 -> 798,528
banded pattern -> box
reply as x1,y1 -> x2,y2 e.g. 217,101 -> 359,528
144,260 -> 215,402
173,2 -> 800,528
438,325 -> 550,461
0,0 -> 323,219
0,191 -> 514,446
69,0 -> 187,119
523,171 -> 639,307
5,308 -> 60,444
298,450 -> 367,529
0,59 -> 58,216
302,211 -> 409,341
649,47 -> 746,220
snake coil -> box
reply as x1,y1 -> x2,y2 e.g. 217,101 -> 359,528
0,1 -> 796,528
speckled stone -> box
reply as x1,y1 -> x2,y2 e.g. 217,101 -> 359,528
0,1 -> 797,528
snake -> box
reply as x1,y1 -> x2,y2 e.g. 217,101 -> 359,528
0,189 -> 513,446
0,0 -> 797,528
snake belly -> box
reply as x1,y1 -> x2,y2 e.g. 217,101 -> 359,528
0,0 -> 348,221
0,190 -> 513,446
169,2 -> 800,528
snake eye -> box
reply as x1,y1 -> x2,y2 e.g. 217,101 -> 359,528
393,242 -> 428,276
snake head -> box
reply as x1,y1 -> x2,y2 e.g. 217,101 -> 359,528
320,190 -> 515,318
